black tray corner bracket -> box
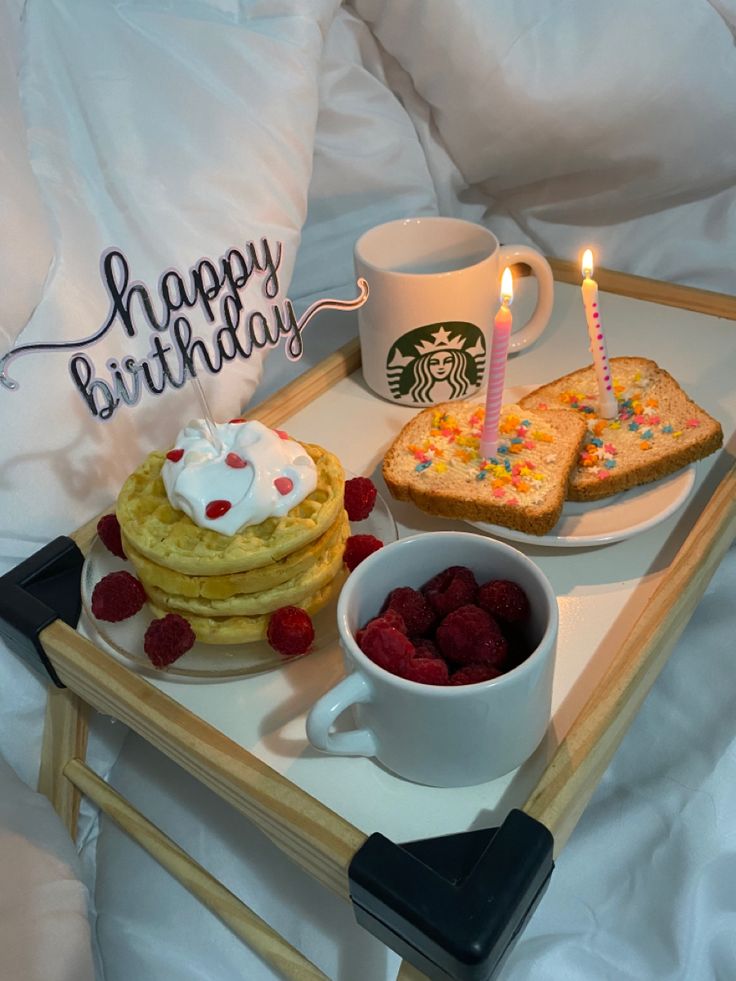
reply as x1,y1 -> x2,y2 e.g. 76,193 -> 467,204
0,536 -> 85,688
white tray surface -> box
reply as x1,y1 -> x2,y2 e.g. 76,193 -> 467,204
144,281 -> 736,843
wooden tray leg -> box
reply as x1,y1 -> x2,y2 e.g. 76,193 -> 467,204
37,687 -> 89,840
63,760 -> 328,981
396,961 -> 430,980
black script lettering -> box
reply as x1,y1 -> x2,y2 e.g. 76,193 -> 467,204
190,259 -> 222,322
272,300 -> 304,360
107,358 -> 141,405
171,316 -> 221,379
119,356 -> 166,399
220,248 -> 250,296
149,336 -> 185,389
160,270 -> 195,320
69,353 -> 118,420
246,310 -> 278,353
254,239 -> 282,299
102,249 -> 166,338
215,323 -> 246,363
221,288 -> 243,334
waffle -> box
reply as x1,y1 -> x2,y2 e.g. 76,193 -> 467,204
139,513 -> 349,616
117,442 -> 345,575
147,575 -> 344,645
122,510 -> 348,600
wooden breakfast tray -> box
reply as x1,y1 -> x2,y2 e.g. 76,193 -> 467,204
5,266 -> 736,981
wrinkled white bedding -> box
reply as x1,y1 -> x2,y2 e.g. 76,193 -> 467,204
0,755 -> 96,981
1,1 -> 735,979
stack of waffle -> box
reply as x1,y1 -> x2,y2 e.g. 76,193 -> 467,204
116,442 -> 348,644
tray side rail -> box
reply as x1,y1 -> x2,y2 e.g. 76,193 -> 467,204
525,459 -> 736,850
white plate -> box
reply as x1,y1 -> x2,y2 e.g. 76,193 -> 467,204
468,385 -> 697,548
469,464 -> 696,548
80,476 -> 397,682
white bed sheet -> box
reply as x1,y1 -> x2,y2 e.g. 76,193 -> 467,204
0,753 -> 97,981
1,1 -> 735,979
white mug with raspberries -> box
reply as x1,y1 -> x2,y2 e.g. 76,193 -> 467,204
306,531 -> 558,787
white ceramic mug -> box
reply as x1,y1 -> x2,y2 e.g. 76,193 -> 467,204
306,532 -> 558,787
353,217 -> 554,407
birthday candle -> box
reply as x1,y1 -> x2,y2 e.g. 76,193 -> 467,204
479,267 -> 514,459
581,250 -> 618,419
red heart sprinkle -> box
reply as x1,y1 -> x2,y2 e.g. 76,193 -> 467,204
275,430 -> 289,440
274,477 -> 294,495
226,452 -> 247,469
229,418 -> 247,424
166,449 -> 184,462
205,500 -> 232,519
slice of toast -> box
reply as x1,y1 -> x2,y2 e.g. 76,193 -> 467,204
518,357 -> 723,501
382,401 -> 587,535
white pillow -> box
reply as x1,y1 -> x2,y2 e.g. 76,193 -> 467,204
0,0 -> 54,353
0,0 -> 335,914
351,0 -> 736,289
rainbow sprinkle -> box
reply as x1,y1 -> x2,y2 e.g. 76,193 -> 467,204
405,406 -> 556,504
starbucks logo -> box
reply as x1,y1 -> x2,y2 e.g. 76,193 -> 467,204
386,322 -> 486,403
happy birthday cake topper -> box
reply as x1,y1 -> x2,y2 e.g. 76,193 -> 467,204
0,239 -> 368,421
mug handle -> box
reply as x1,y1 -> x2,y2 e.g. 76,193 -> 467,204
497,244 -> 554,353
306,672 -> 378,757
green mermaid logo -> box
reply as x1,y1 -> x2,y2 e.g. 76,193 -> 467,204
386,322 -> 486,403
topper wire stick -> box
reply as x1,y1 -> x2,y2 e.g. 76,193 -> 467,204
191,375 -> 223,452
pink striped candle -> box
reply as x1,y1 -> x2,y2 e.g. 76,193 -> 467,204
581,249 -> 618,419
479,267 -> 514,459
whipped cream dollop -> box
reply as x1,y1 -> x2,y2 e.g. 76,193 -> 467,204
161,419 -> 318,536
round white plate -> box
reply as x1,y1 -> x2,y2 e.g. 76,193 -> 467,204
468,383 -> 697,548
80,476 -> 397,682
469,464 -> 696,548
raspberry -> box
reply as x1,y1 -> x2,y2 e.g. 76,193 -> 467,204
436,604 -> 508,667
422,566 -> 478,617
91,571 -> 146,622
450,664 -> 503,685
358,621 -> 415,675
96,514 -> 126,560
380,609 -> 407,633
478,580 -> 530,624
384,587 -> 435,637
343,534 -> 383,571
356,611 -> 406,647
413,638 -> 441,659
266,606 -> 315,657
400,657 -> 449,685
144,613 -> 196,668
344,477 -> 378,521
